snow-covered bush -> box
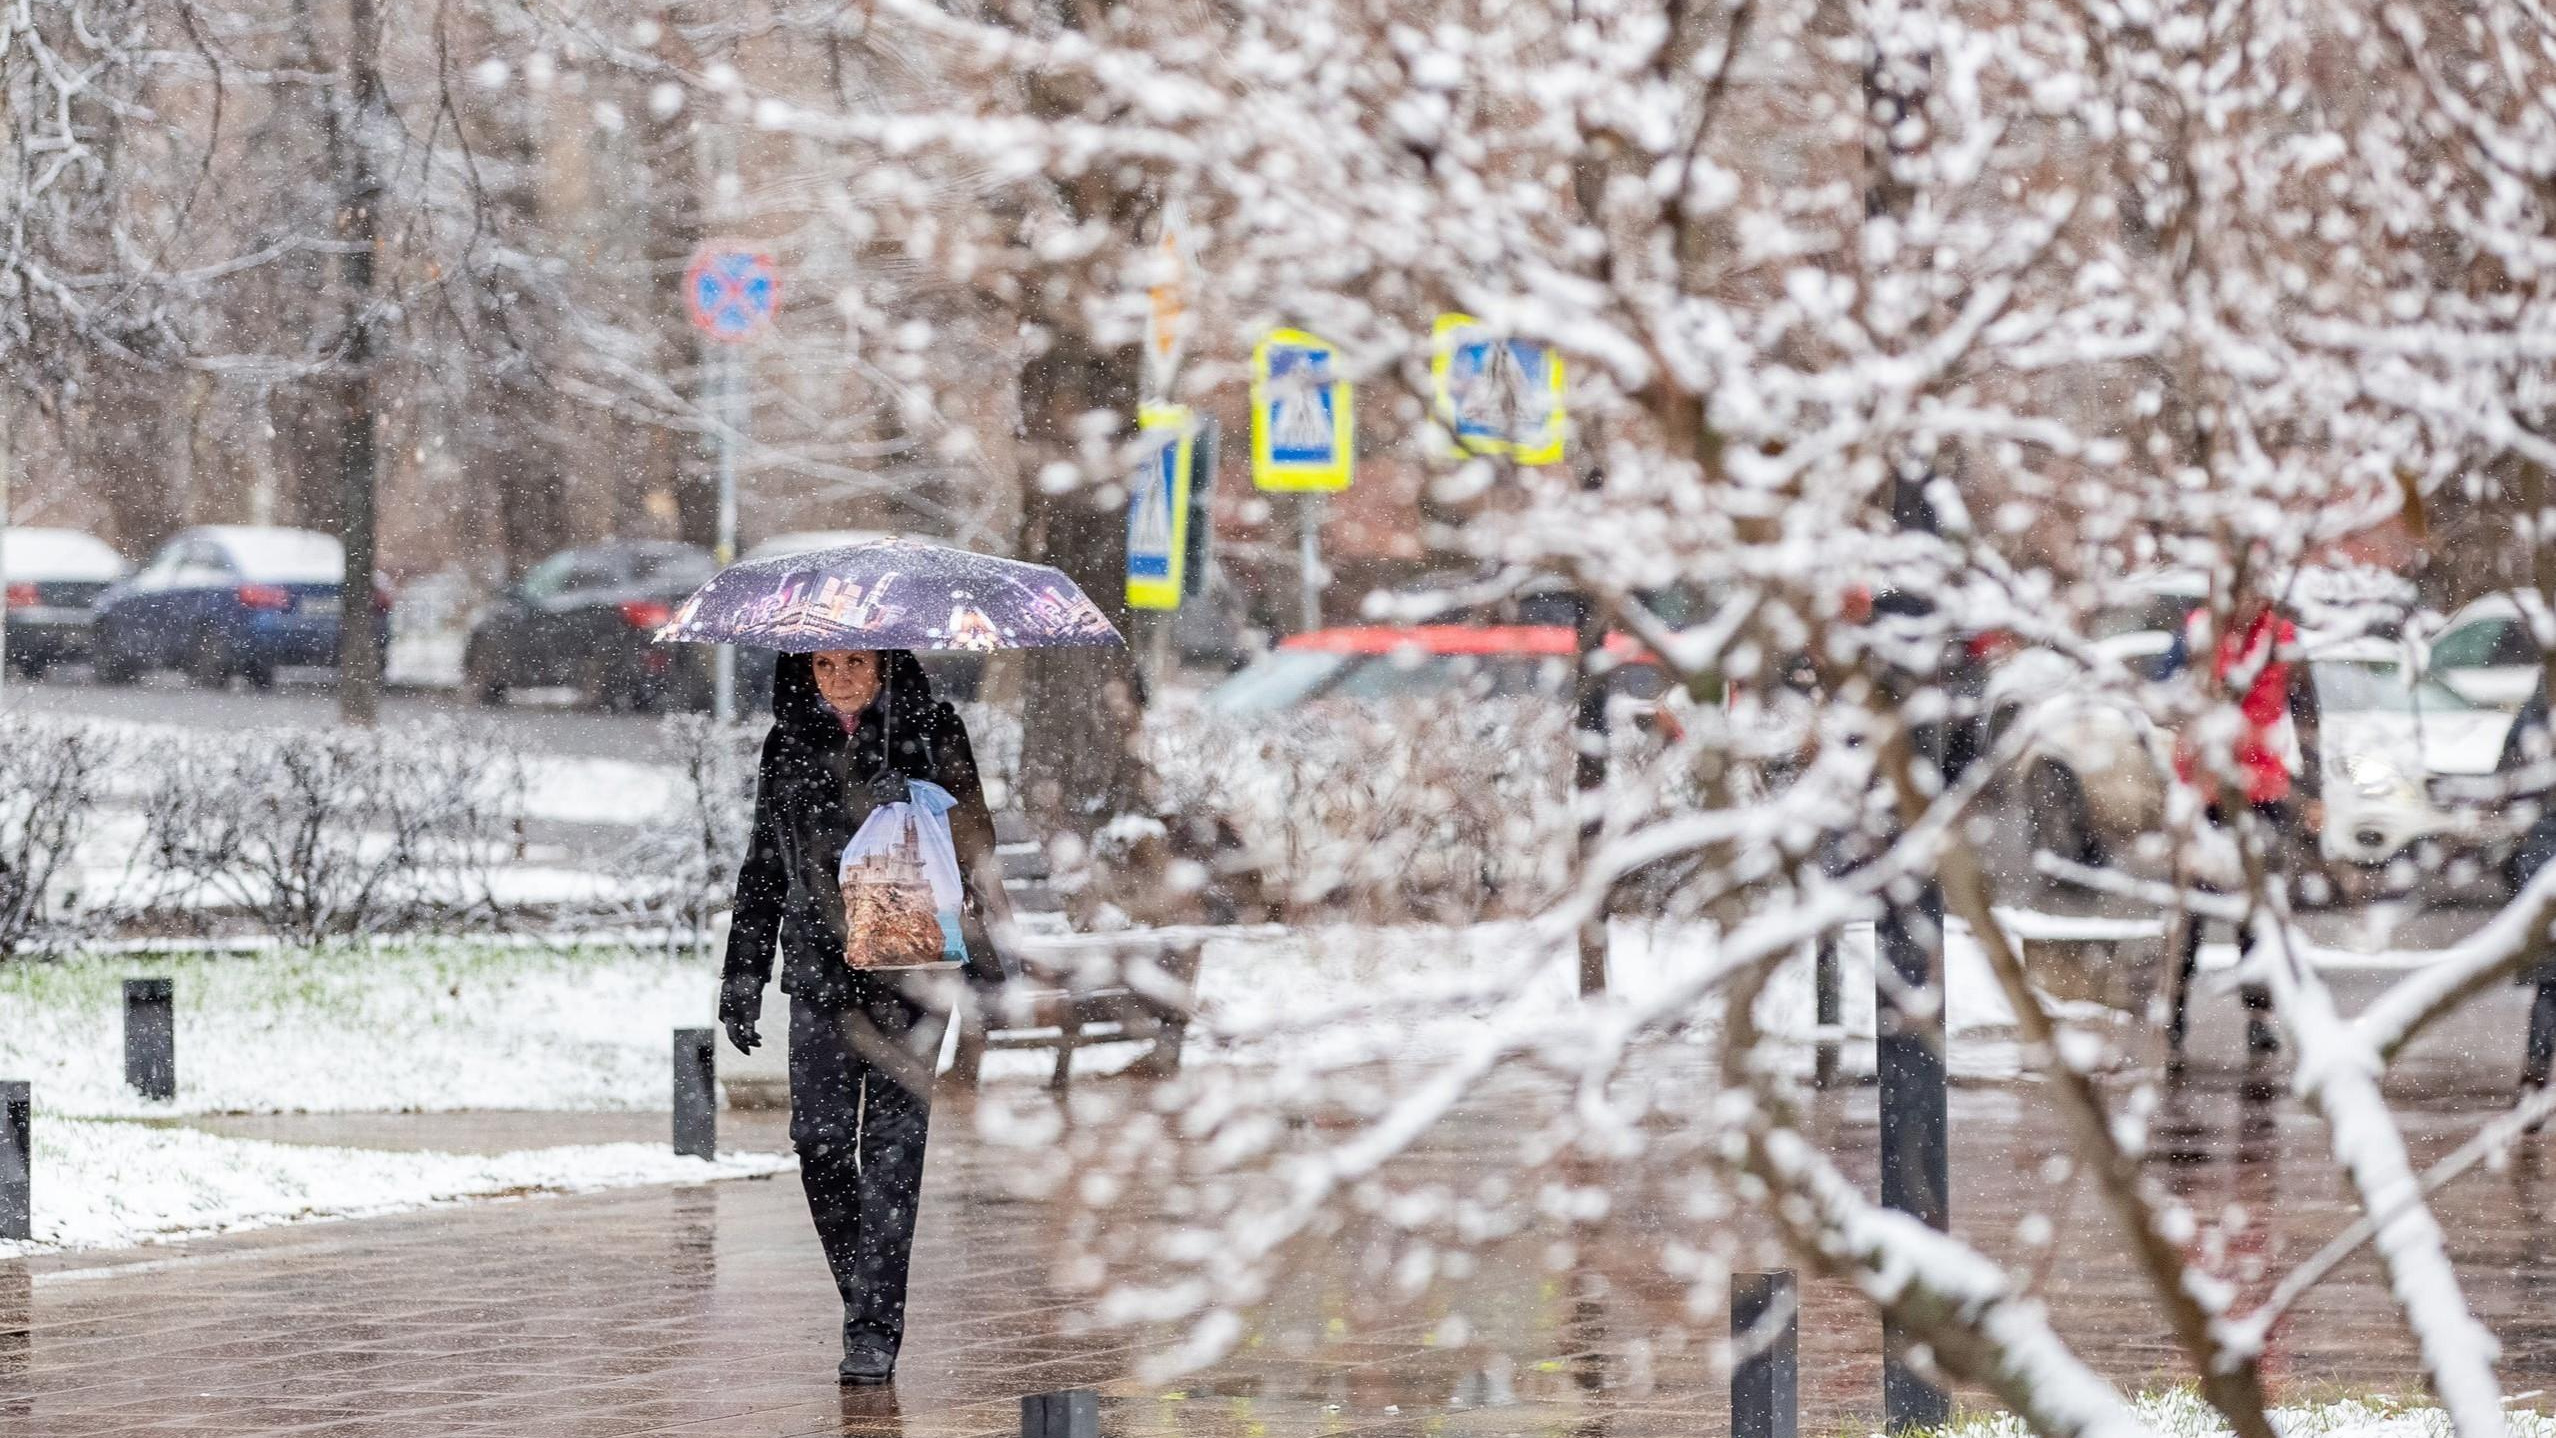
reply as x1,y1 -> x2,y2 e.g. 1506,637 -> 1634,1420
136,722 -> 524,944
1157,703 -> 1576,922
608,716 -> 762,956
0,715 -> 118,959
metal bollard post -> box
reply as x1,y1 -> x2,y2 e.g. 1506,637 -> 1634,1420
673,1028 -> 716,1159
1022,1389 -> 1099,1438
1878,891 -> 1950,1431
1732,1270 -> 1799,1438
124,978 -> 175,1101
1,1082 -> 28,1242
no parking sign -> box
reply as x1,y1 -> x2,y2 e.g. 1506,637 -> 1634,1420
685,243 -> 781,342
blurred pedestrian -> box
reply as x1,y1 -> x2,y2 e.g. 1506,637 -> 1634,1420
2162,595 -> 2322,1065
717,649 -> 1015,1384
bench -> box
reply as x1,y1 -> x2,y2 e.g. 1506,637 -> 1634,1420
946,811 -> 1207,1090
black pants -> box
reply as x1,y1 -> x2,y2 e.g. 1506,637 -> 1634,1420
790,992 -> 943,1356
2167,800 -> 2287,1059
2524,978 -> 2556,1091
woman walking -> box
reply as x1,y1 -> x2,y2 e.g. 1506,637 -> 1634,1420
717,648 -> 1013,1384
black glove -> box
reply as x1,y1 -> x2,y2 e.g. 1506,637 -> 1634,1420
718,975 -> 764,1054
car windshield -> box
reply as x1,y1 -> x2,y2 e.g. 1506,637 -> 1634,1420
2314,659 -> 2481,714
1206,650 -> 1355,714
214,529 -> 342,584
632,549 -> 717,588
2089,593 -> 2202,642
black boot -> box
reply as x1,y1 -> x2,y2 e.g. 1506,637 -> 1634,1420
2241,983 -> 2279,1059
839,1317 -> 895,1385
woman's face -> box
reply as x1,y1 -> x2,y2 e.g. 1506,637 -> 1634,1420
811,650 -> 882,717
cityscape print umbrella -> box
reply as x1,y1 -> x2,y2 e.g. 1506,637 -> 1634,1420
653,538 -> 1124,653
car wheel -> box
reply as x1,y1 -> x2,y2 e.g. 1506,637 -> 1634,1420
463,641 -> 508,707
92,637 -> 140,685
187,629 -> 233,690
2027,759 -> 2106,869
581,654 -> 631,714
10,650 -> 47,681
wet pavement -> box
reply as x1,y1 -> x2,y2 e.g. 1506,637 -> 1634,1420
11,1053 -> 2556,1438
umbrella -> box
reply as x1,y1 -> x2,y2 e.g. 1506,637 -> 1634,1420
652,537 -> 1124,653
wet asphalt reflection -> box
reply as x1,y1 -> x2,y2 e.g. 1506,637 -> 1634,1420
6,1065 -> 2556,1436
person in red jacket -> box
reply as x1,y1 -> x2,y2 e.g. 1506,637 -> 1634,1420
2162,596 -> 2322,1066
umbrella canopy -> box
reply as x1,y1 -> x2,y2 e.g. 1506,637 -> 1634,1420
654,538 -> 1124,653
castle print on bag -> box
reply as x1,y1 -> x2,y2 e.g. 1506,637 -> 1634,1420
837,780 -> 969,970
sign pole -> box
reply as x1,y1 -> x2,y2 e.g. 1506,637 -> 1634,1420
712,345 -> 740,723
1297,495 -> 1322,632
682,239 -> 778,723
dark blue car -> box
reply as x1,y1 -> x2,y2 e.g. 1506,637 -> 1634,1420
92,526 -> 382,688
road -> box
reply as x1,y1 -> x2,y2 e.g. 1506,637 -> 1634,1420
0,667 -> 684,763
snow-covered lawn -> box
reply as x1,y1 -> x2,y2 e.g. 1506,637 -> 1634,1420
0,941 -> 722,1117
1918,1392 -> 2556,1438
1,1119 -> 789,1256
0,941 -> 787,1255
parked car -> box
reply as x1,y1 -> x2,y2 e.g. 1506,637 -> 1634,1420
2433,593 -> 2542,712
723,531 -> 984,711
2309,637 -> 2512,868
2,527 -> 128,678
465,540 -> 719,711
91,526 -> 380,688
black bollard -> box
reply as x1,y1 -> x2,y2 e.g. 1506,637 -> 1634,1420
0,1082 -> 27,1242
1878,890 -> 1950,1431
124,978 -> 175,1101
673,1028 -> 716,1159
1732,1270 -> 1799,1438
1022,1389 -> 1100,1438
1813,933 -> 1842,1088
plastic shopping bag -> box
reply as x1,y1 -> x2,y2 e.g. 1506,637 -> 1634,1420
837,780 -> 968,970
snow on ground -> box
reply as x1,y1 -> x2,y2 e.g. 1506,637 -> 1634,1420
0,1118 -> 790,1256
1920,1390 -> 2556,1438
1171,915 -> 2026,1079
1,943 -> 722,1117
0,917 -> 2356,1116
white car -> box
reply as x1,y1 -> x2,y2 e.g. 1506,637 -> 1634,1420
1986,632 -> 2180,866
2309,638 -> 2514,867
2432,593 -> 2542,712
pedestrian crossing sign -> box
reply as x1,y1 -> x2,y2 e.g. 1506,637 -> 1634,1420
1251,329 -> 1353,492
1126,403 -> 1195,610
1431,314 -> 1566,466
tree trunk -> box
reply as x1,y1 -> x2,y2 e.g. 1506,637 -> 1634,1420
1016,324 -> 1151,834
332,0 -> 385,726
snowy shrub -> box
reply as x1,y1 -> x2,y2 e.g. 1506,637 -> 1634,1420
608,716 -> 763,955
0,715 -> 118,959
136,722 -> 525,943
1156,702 -> 1578,922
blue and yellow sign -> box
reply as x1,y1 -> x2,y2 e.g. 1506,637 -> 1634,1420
1250,329 -> 1354,492
1431,313 -> 1566,466
1126,403 -> 1195,610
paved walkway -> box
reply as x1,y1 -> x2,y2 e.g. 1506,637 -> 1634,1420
11,1056 -> 2556,1438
